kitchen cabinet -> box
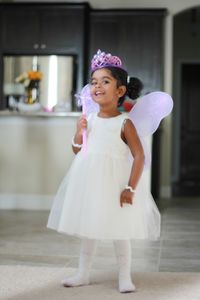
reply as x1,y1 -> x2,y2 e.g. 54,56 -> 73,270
1,7 -> 39,52
89,10 -> 166,92
39,9 -> 84,53
1,4 -> 88,54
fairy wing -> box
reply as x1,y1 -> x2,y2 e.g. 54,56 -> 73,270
128,91 -> 173,137
128,91 -> 173,168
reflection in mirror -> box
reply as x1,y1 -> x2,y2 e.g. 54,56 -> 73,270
3,55 -> 76,112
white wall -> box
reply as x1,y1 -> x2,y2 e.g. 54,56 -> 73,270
0,116 -> 77,209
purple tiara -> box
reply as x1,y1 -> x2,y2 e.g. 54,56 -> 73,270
91,49 -> 123,71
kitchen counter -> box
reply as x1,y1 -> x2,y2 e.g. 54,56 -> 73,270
0,112 -> 79,208
0,110 -> 81,118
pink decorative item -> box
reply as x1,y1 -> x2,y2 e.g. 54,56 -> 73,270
91,49 -> 123,71
43,107 -> 53,113
75,85 -> 99,155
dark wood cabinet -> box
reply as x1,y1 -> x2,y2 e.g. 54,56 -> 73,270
1,4 -> 87,54
89,10 -> 166,93
40,9 -> 84,52
1,7 -> 40,52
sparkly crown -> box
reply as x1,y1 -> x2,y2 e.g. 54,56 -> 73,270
91,49 -> 123,71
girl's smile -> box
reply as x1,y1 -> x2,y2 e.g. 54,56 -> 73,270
95,91 -> 105,96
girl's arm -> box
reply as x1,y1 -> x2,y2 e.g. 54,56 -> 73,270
72,115 -> 87,154
120,119 -> 145,207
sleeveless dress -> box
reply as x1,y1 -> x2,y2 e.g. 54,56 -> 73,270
47,112 -> 160,240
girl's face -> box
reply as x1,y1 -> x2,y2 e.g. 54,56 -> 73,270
90,68 -> 126,107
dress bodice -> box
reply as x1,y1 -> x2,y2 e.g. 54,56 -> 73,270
86,112 -> 130,158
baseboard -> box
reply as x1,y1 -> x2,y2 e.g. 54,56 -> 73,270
0,194 -> 53,210
160,186 -> 171,198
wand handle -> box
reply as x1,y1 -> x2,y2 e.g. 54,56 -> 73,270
82,103 -> 87,156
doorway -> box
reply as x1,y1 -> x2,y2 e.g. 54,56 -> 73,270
173,63 -> 200,195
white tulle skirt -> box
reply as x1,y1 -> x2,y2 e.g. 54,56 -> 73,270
47,152 -> 160,241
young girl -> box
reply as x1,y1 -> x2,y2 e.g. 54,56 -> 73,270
47,50 -> 161,293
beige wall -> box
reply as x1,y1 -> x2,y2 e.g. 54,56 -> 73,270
0,116 -> 77,196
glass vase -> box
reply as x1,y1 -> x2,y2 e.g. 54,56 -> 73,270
26,80 -> 40,104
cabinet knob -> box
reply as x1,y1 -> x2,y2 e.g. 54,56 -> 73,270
41,44 -> 46,49
33,44 -> 39,49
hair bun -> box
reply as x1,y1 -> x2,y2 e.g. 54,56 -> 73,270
127,77 -> 143,100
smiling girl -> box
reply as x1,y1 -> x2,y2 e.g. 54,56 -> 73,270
47,50 -> 161,293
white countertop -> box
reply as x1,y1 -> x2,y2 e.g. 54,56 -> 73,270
0,110 -> 81,118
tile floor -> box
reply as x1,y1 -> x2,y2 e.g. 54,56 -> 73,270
0,197 -> 200,272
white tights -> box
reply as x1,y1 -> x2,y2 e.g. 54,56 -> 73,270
62,238 -> 135,293
113,240 -> 136,293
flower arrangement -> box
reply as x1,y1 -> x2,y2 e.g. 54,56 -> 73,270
15,71 -> 43,87
15,70 -> 43,104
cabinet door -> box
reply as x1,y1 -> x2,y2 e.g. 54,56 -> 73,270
90,11 -> 164,92
89,13 -> 122,78
40,8 -> 85,53
90,14 -> 121,55
119,13 -> 164,92
2,7 -> 40,52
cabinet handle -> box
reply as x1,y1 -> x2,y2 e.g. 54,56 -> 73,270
41,44 -> 46,49
33,44 -> 39,49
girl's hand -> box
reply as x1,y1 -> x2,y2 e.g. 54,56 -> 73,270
76,114 -> 87,136
120,189 -> 134,207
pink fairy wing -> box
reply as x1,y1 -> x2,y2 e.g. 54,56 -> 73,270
128,91 -> 173,168
128,91 -> 173,137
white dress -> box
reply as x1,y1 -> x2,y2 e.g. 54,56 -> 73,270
47,112 -> 160,240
